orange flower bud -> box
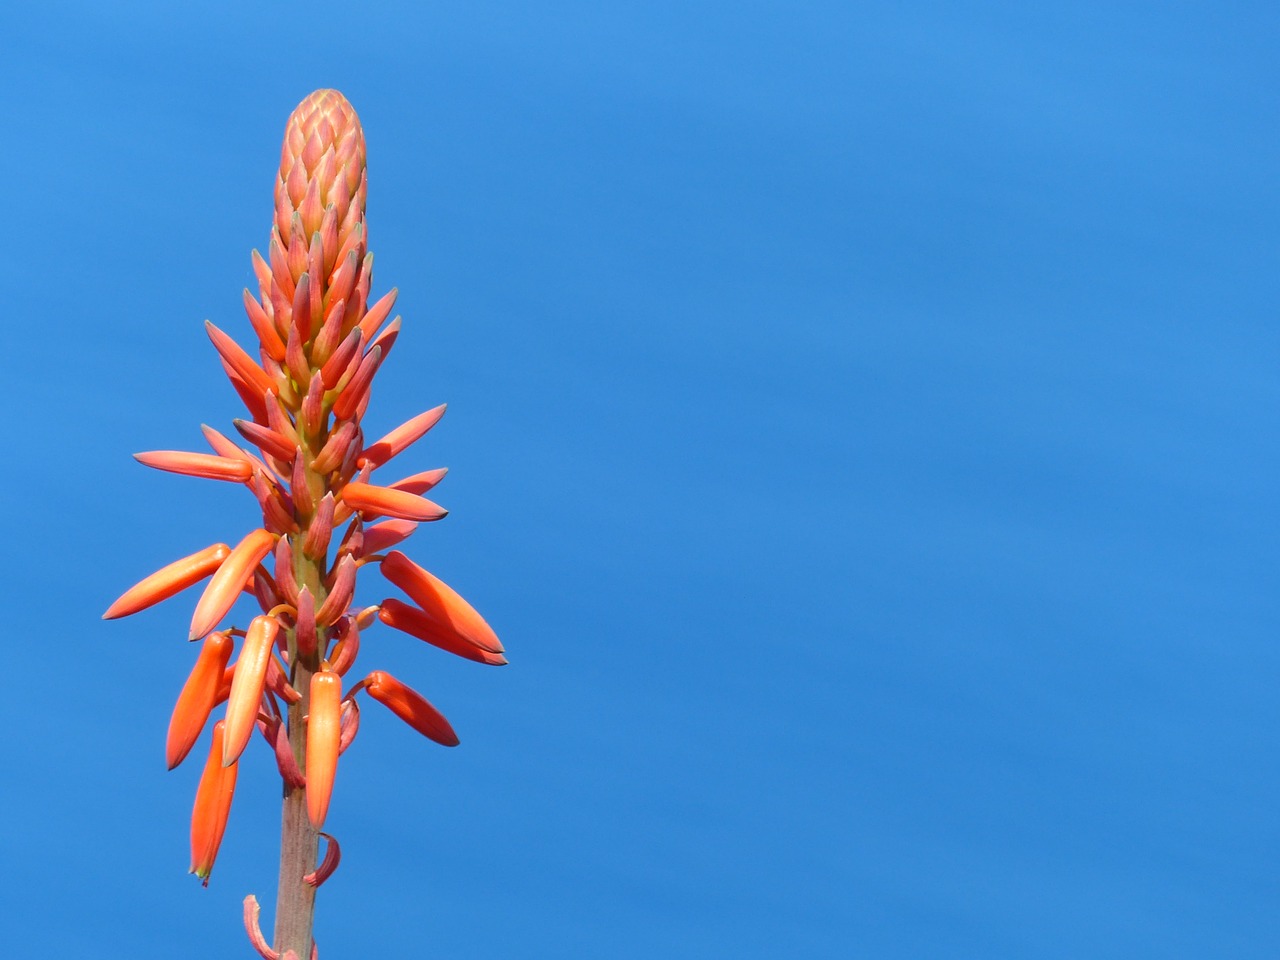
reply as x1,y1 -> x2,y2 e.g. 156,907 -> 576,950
189,529 -> 276,640
364,670 -> 459,746
190,720 -> 238,885
340,481 -> 446,523
379,550 -> 503,654
222,615 -> 281,766
360,403 -> 446,469
379,599 -> 507,666
134,450 -> 253,483
306,671 -> 343,829
167,631 -> 235,769
103,543 -> 232,620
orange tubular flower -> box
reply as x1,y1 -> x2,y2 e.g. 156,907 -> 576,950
168,631 -> 236,769
103,543 -> 232,620
363,670 -> 460,746
222,615 -> 280,766
105,89 -> 503,959
191,721 -> 238,886
305,672 -> 342,829
380,550 -> 504,654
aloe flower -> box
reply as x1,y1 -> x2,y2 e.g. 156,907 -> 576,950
104,89 -> 504,960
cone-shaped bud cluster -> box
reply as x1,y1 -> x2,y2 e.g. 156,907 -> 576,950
103,89 -> 503,893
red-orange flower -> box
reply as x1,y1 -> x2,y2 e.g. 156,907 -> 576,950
104,89 -> 503,960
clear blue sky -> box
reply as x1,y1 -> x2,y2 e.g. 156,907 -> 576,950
2,2 -> 1276,957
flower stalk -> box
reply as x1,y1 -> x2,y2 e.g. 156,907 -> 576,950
104,89 -> 504,958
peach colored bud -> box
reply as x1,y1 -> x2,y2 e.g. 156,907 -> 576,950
360,403 -> 447,469
167,631 -> 235,769
190,720 -> 238,885
223,615 -> 281,766
379,551 -> 503,654
364,670 -> 459,747
306,671 -> 342,829
379,599 -> 508,666
340,481 -> 447,522
103,542 -> 232,620
134,450 -> 253,483
189,529 -> 276,640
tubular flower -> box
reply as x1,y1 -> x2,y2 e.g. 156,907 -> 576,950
102,89 -> 504,958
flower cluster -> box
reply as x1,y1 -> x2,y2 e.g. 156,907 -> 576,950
103,90 -> 504,903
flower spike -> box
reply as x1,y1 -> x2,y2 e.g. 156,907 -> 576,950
105,89 -> 504,958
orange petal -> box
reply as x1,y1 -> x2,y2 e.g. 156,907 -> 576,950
306,671 -> 342,829
379,551 -> 503,653
190,720 -> 238,885
189,529 -> 276,640
167,631 -> 235,769
364,670 -> 458,746
379,599 -> 507,665
222,615 -> 280,766
134,450 -> 253,483
104,543 -> 232,620
360,404 -> 446,469
340,481 -> 446,522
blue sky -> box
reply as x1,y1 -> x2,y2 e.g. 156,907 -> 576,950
1,2 -> 1276,957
